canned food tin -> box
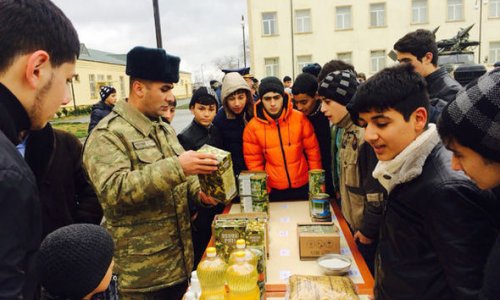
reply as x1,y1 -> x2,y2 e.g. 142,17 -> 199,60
310,193 -> 331,219
309,169 -> 325,197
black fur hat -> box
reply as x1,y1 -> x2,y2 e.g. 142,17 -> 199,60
126,46 -> 180,83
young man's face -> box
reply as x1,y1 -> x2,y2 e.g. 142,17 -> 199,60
162,90 -> 176,123
293,93 -> 317,116
358,108 -> 425,161
261,92 -> 284,118
104,93 -> 118,106
29,62 -> 75,129
226,90 -> 248,115
447,140 -> 500,190
396,51 -> 433,77
190,103 -> 217,127
319,97 -> 348,124
142,82 -> 174,119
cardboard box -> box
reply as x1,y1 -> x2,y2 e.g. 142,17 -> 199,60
297,223 -> 340,259
238,170 -> 267,196
197,145 -> 237,204
238,171 -> 269,215
212,212 -> 269,260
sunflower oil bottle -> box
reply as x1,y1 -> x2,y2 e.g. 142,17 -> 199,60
197,247 -> 227,300
226,251 -> 259,300
228,239 -> 257,267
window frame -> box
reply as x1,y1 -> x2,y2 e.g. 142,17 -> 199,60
262,12 -> 278,36
370,50 -> 386,73
370,3 -> 386,27
295,9 -> 312,33
297,55 -> 313,73
264,57 -> 280,77
489,41 -> 500,65
447,0 -> 464,21
411,0 -> 428,24
336,6 -> 352,30
489,0 -> 500,18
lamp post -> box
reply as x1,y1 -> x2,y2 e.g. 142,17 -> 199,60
153,0 -> 163,48
475,0 -> 484,64
242,15 -> 247,68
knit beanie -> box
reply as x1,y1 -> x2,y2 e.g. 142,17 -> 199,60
302,63 -> 322,77
258,76 -> 284,98
439,68 -> 500,162
99,86 -> 116,101
189,86 -> 219,109
317,70 -> 359,105
37,224 -> 115,299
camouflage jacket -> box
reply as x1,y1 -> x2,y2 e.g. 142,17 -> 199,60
83,100 -> 200,292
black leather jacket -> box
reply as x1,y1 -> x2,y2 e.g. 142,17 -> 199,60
426,67 -> 462,103
177,120 -> 222,151
375,143 -> 499,300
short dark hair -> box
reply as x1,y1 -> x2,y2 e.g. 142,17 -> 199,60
0,0 -> 80,73
394,29 -> 438,66
347,64 -> 429,124
292,73 -> 318,97
189,87 -> 218,109
283,76 -> 292,82
318,60 -> 356,82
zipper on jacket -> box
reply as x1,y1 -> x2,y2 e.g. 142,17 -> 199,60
276,120 -> 292,188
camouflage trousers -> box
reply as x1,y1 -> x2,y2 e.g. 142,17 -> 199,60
119,281 -> 188,300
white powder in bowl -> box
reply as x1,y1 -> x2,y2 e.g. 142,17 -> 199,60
319,257 -> 351,269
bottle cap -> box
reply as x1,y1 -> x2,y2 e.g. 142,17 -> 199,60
206,247 -> 216,257
236,239 -> 246,249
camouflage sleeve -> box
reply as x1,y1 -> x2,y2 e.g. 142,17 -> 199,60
187,174 -> 202,206
83,130 -> 186,206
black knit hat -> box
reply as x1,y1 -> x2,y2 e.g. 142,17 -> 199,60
317,70 -> 359,105
100,86 -> 116,101
439,68 -> 500,162
259,76 -> 284,98
126,46 -> 180,83
189,86 -> 219,109
37,224 -> 114,299
302,63 -> 322,77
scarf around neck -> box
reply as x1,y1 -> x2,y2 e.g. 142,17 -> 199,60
372,124 -> 440,193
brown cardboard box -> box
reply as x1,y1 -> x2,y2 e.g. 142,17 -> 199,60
297,223 -> 340,259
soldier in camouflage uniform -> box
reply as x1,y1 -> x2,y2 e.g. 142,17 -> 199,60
83,46 -> 218,300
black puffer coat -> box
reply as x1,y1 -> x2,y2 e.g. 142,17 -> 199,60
177,120 -> 222,151
426,67 -> 462,103
88,101 -> 113,133
375,143 -> 499,300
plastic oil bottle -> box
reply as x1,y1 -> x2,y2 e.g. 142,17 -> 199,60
228,239 -> 257,267
197,247 -> 227,300
226,251 -> 260,300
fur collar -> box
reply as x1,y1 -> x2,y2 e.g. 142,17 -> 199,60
373,124 -> 440,193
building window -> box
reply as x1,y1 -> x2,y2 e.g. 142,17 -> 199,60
490,0 -> 500,18
412,0 -> 428,24
370,3 -> 386,27
106,75 -> 112,83
119,76 -> 125,98
490,42 -> 500,64
447,0 -> 463,21
295,9 -> 311,33
370,50 -> 386,73
265,57 -> 279,77
337,52 -> 352,65
336,6 -> 352,30
262,12 -> 277,36
297,55 -> 312,73
89,74 -> 97,99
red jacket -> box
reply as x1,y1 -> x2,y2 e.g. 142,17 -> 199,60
243,94 -> 322,190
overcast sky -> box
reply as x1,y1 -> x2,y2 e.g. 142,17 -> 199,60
52,0 -> 248,82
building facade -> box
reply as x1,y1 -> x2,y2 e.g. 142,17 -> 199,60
247,0 -> 500,80
65,44 -> 193,108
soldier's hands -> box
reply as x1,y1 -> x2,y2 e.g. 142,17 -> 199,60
178,151 -> 218,176
354,230 -> 374,245
199,191 -> 219,206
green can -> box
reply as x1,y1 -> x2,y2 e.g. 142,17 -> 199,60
251,174 -> 267,201
309,169 -> 325,197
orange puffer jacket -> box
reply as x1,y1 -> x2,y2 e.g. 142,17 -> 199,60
243,94 -> 322,190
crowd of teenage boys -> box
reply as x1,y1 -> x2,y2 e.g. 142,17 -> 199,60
1,1 -> 499,299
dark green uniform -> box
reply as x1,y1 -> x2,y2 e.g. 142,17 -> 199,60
83,100 -> 200,294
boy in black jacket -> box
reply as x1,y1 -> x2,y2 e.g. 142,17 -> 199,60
177,86 -> 223,269
437,69 -> 500,300
347,64 -> 497,300
178,87 -> 222,151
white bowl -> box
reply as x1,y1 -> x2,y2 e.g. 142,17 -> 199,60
317,254 -> 352,275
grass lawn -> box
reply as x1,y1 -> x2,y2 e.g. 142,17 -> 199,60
51,122 -> 89,139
